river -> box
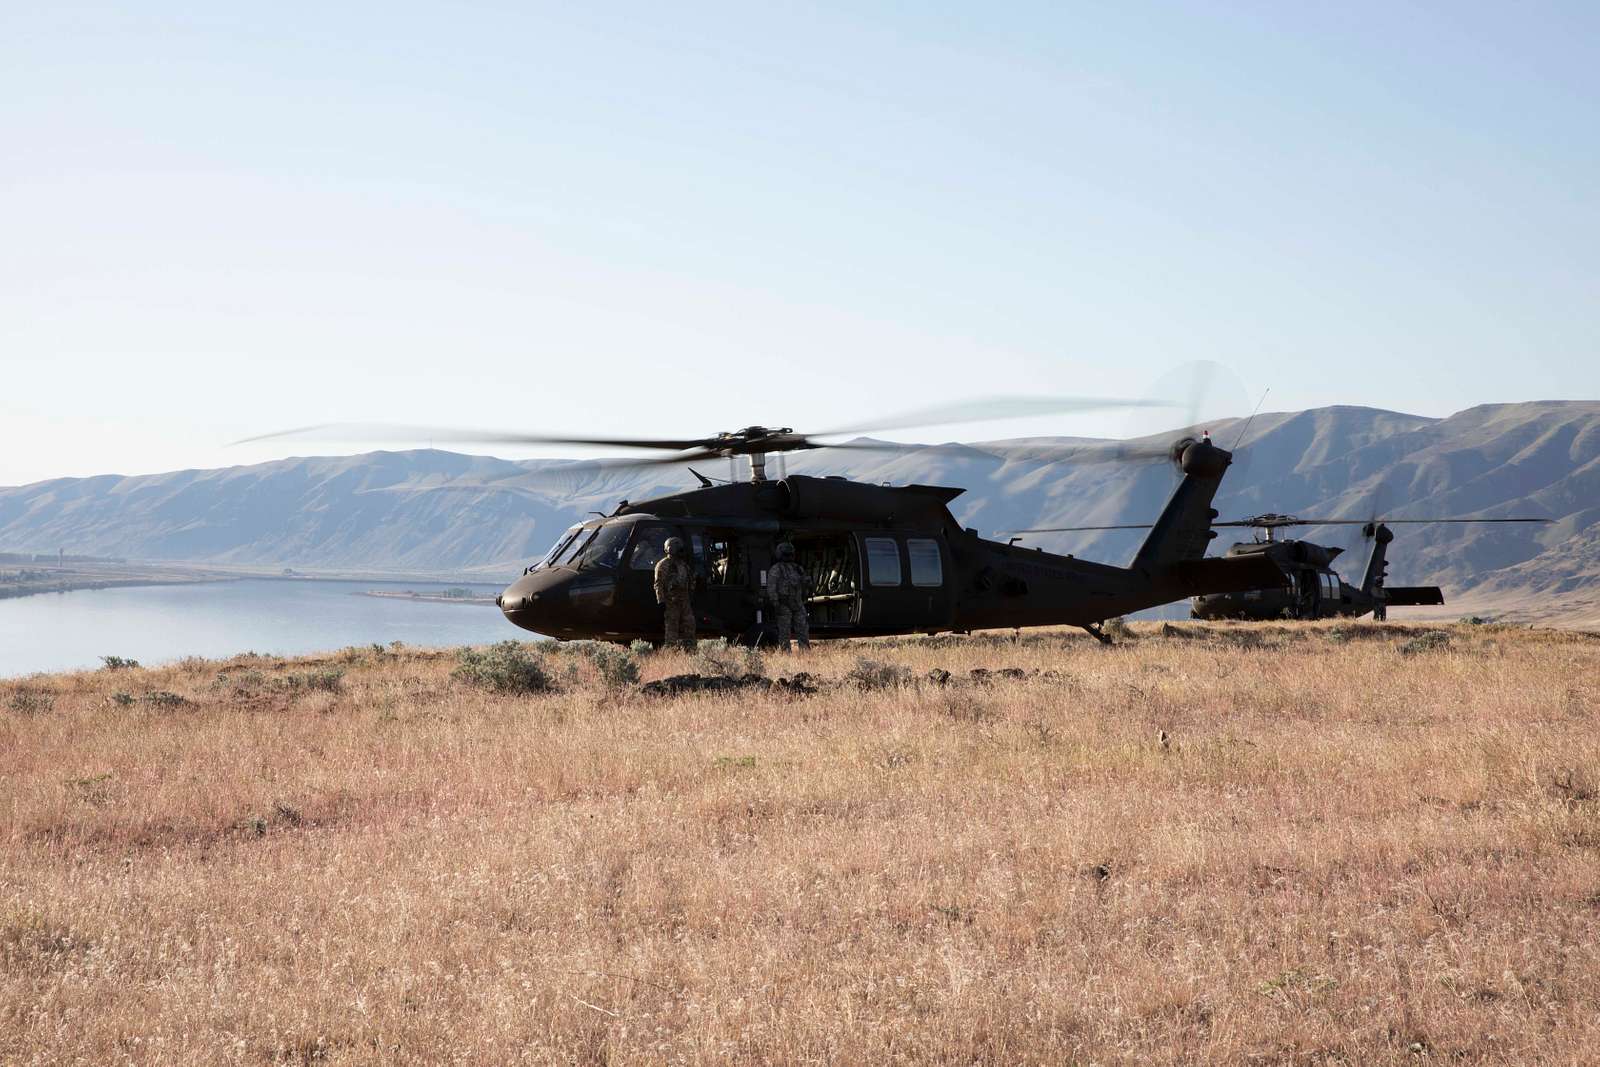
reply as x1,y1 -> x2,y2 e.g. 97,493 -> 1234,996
0,578 -> 520,677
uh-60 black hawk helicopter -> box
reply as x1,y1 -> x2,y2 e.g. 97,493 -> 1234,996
1011,511 -> 1551,621
246,396 -> 1285,645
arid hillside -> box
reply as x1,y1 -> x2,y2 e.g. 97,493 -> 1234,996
1,401 -> 1596,623
4,624 -> 1598,1064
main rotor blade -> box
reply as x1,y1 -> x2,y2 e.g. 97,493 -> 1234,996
1243,517 -> 1554,528
1364,517 -> 1553,524
351,453 -> 729,495
811,395 -> 1169,438
350,453 -> 729,501
232,422 -> 717,452
818,439 -> 1175,465
1004,515 -> 1553,537
1002,524 -> 1156,533
512,450 -> 729,478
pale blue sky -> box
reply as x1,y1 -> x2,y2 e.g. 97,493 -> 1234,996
3,1 -> 1596,485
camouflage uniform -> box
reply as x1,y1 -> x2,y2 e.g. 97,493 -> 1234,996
653,542 -> 696,650
766,547 -> 810,651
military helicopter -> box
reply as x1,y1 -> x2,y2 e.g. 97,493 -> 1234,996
1010,511 -> 1552,621
243,396 -> 1286,644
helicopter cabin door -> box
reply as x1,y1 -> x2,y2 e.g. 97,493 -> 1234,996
854,533 -> 954,633
618,522 -> 686,633
788,533 -> 862,632
692,529 -> 758,638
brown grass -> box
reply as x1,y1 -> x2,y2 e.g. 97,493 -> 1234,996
3,623 -> 1599,1064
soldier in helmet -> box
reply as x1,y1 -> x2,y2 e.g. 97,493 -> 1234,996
653,536 -> 696,650
766,541 -> 811,651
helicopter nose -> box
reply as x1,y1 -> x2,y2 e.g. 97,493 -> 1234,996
498,571 -> 564,635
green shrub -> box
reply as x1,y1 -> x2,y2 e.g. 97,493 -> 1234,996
212,669 -> 267,693
1400,631 -> 1451,656
284,668 -> 345,693
452,641 -> 553,693
564,641 -> 641,688
7,689 -> 54,714
693,638 -> 763,679
588,645 -> 640,688
629,639 -> 655,656
845,657 -> 911,690
100,655 -> 139,671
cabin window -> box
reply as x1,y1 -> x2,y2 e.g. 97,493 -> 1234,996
576,523 -> 630,569
1321,574 -> 1339,601
628,525 -> 675,571
906,538 -> 943,587
864,537 -> 902,587
702,532 -> 747,586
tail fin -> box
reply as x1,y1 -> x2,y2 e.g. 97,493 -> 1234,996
1359,523 -> 1393,595
1131,437 -> 1230,575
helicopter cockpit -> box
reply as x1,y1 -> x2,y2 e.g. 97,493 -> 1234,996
526,523 -> 589,574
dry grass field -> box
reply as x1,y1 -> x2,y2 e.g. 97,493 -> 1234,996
4,622 -> 1599,1065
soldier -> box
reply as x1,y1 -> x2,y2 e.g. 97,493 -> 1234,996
653,537 -> 696,650
766,542 -> 811,651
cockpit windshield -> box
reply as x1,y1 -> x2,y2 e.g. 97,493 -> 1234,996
576,523 -> 631,569
533,524 -> 586,571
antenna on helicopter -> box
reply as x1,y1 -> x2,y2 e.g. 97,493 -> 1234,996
1232,388 -> 1270,451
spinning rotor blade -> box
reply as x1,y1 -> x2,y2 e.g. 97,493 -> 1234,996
232,423 -> 719,451
1004,514 -> 1551,536
819,438 -> 1178,465
356,452 -> 727,495
812,394 -> 1169,438
1000,523 -> 1156,534
500,451 -> 728,480
234,370 -> 1226,471
1359,517 -> 1553,525
1246,517 -> 1553,529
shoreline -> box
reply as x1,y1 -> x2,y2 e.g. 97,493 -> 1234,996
357,590 -> 499,605
0,565 -> 507,603
0,573 -> 231,601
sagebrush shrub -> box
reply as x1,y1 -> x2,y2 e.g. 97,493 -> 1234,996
451,642 -> 553,693
1400,631 -> 1451,656
6,689 -> 54,714
564,641 -> 640,688
845,657 -> 911,690
693,638 -> 763,679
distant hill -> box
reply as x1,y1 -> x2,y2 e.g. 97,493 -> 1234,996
2,401 -> 1597,625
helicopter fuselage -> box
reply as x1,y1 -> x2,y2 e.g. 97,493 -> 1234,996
1189,534 -> 1442,621
498,449 -> 1284,643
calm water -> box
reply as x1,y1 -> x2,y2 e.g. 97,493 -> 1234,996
0,578 -> 521,677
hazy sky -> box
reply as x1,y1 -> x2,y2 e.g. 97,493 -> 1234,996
4,1 -> 1597,486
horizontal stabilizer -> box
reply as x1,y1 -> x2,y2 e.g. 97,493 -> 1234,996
1383,586 -> 1445,606
1170,554 -> 1285,596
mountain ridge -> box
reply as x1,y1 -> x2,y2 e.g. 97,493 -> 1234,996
3,401 -> 1597,625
